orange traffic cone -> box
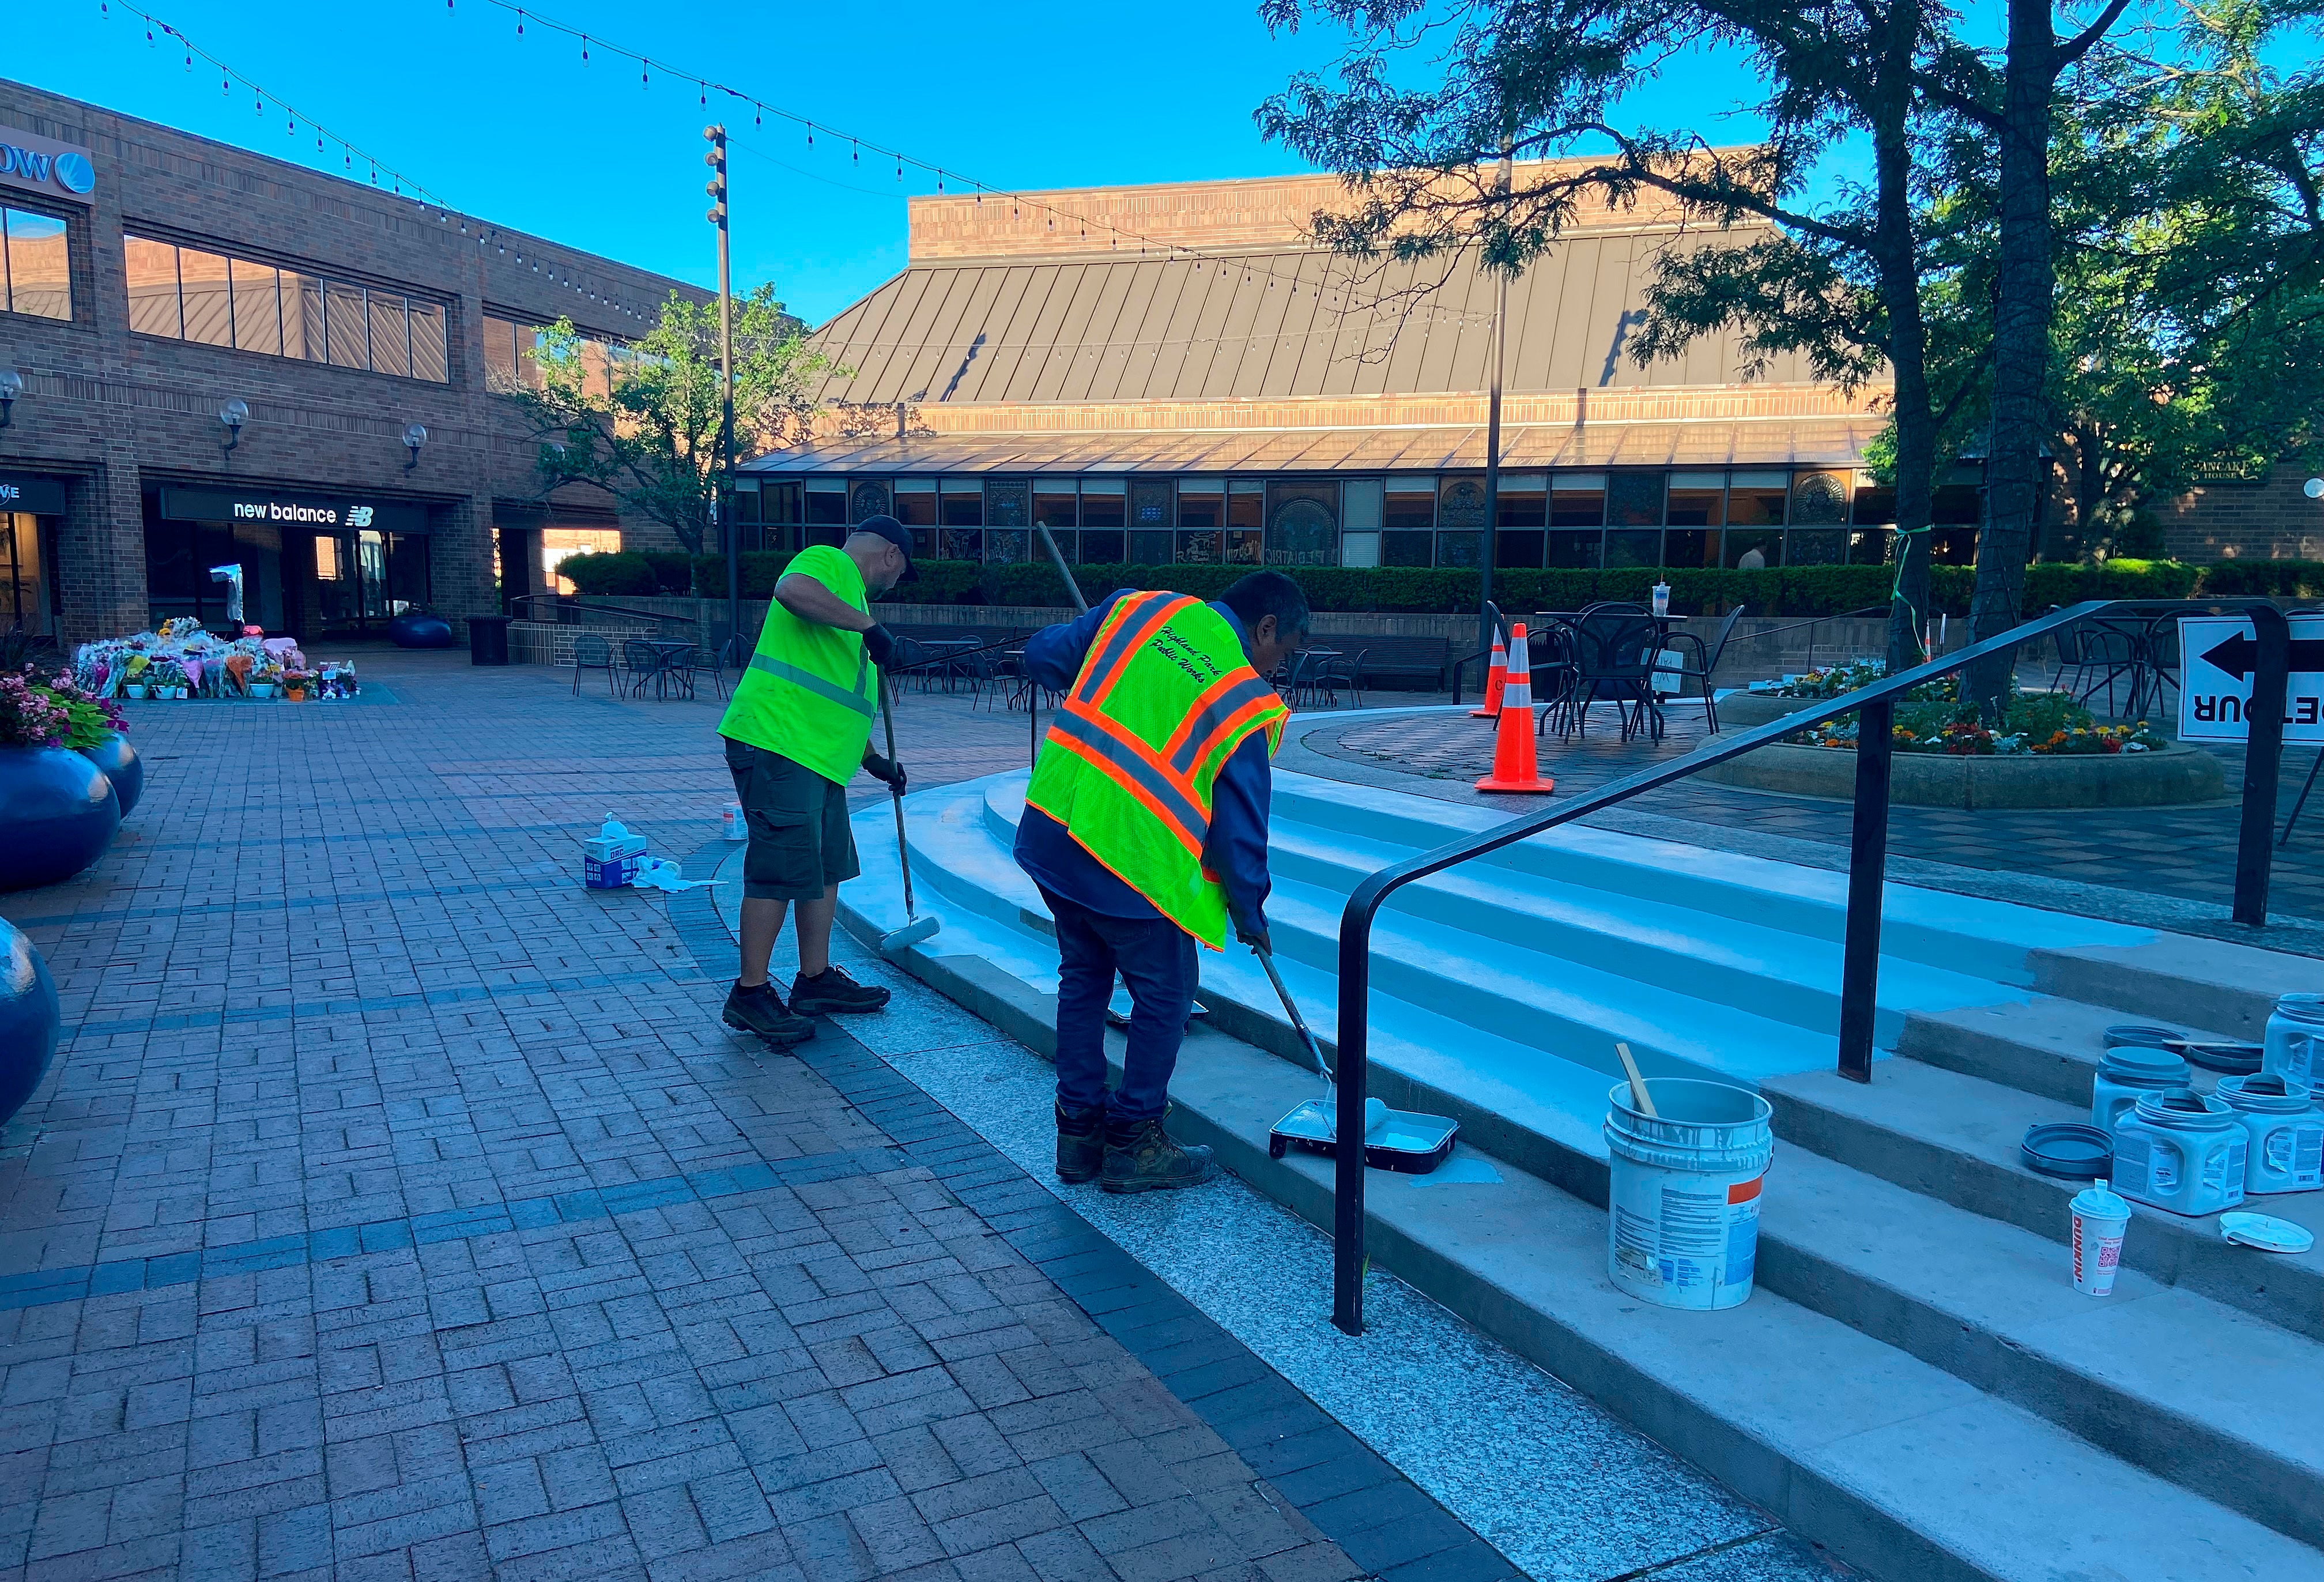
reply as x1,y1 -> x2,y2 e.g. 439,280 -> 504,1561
1476,624 -> 1553,793
1470,627 -> 1508,718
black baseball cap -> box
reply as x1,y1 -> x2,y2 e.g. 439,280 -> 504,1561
854,514 -> 918,581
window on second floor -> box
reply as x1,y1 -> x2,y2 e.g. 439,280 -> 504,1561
481,312 -> 625,398
2,209 -> 71,321
123,233 -> 447,380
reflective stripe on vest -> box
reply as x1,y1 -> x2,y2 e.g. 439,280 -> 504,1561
748,649 -> 876,718
1023,593 -> 1287,947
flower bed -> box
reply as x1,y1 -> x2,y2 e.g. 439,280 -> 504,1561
1706,661 -> 2223,808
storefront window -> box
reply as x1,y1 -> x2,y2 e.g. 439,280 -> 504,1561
1080,480 -> 1127,563
1177,479 -> 1223,564
1551,474 -> 1608,527
2,209 -> 71,321
1265,481 -> 1337,567
1340,479 -> 1383,568
1495,474 -> 1546,569
1607,471 -> 1665,527
1032,483 -> 1078,563
1727,470 -> 1790,527
1604,530 -> 1662,568
893,480 -> 938,559
1226,481 -> 1264,565
1547,530 -> 1601,568
1666,472 -> 1725,528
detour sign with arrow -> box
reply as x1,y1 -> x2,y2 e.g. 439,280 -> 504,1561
2177,613 -> 2324,744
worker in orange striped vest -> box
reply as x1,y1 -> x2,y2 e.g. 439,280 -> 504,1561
1015,572 -> 1308,1194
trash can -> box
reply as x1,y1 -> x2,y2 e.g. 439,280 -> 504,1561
469,614 -> 512,666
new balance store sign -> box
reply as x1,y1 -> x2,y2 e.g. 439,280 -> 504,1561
156,487 -> 428,534
0,130 -> 97,204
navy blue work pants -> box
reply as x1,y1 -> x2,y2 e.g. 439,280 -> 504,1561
1042,887 -> 1198,1125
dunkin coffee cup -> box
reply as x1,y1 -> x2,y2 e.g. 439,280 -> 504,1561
2069,1179 -> 2131,1297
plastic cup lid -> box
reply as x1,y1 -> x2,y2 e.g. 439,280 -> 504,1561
2070,1179 -> 2131,1220
2022,1123 -> 2112,1180
2219,1212 -> 2316,1255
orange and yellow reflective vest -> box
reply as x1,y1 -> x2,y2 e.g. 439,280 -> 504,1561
1024,592 -> 1287,948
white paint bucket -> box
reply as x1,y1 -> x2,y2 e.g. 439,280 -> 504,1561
1604,1078 -> 1775,1311
722,804 -> 748,842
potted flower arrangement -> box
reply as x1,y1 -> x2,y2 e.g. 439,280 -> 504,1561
0,667 -> 127,890
281,668 -> 311,702
121,653 -> 151,699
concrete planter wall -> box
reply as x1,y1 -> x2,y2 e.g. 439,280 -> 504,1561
1701,733 -> 2227,809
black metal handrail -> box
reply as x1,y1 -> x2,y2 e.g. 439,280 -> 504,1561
1326,597 -> 2293,1334
508,594 -> 700,628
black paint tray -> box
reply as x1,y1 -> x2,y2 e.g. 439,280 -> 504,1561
1267,1098 -> 1459,1174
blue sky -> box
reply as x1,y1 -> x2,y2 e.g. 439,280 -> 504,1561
21,0 -> 1776,326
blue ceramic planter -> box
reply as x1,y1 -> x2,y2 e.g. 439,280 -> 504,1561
0,745 -> 120,890
388,613 -> 455,649
79,730 -> 142,818
0,919 -> 59,1126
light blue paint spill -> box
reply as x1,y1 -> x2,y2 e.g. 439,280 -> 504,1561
1407,1156 -> 1503,1188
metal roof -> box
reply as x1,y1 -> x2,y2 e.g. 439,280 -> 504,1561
741,416 -> 1882,477
806,230 -> 1819,409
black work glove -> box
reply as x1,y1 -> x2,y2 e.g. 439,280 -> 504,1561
864,752 -> 907,793
1237,922 -> 1272,955
861,623 -> 897,666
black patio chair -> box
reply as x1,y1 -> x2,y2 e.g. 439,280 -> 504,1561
657,643 -> 703,702
1559,604 -> 1666,742
571,633 -> 617,696
2051,619 -> 2142,717
621,638 -> 665,699
1651,604 -> 1748,732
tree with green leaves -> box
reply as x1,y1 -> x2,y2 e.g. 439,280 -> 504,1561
1257,0 -> 1964,669
1921,16 -> 2324,565
506,285 -> 832,561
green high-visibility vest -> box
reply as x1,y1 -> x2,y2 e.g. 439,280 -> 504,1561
1025,592 -> 1286,948
717,545 -> 879,785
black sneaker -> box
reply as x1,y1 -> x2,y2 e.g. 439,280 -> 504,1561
790,965 -> 891,1016
1055,1102 -> 1106,1185
722,981 -> 814,1045
1100,1114 -> 1216,1195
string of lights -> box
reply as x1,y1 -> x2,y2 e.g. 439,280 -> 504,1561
92,0 -> 1496,333
97,0 -> 665,323
445,0 -> 1393,306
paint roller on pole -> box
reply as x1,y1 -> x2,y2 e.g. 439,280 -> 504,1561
873,674 -> 941,956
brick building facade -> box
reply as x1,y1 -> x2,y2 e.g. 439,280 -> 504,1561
0,78 -> 705,646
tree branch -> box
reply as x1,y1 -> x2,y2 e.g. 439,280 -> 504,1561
2054,0 -> 2137,71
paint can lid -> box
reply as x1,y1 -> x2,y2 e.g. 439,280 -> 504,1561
2096,1045 -> 2191,1085
2220,1212 -> 2316,1255
2105,1023 -> 2184,1049
2022,1122 -> 2113,1180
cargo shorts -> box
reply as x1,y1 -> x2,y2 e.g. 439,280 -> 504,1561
723,738 -> 859,902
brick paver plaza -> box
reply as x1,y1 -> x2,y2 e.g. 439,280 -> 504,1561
22,643 -> 2280,1581
0,655 -> 1504,1582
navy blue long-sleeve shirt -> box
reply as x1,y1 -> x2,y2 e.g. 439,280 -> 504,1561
1013,592 -> 1273,939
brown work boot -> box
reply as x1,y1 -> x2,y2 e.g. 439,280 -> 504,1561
1100,1113 -> 1215,1195
1055,1102 -> 1106,1185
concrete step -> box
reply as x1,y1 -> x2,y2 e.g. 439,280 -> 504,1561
1763,1058 -> 2324,1344
846,770 -> 2324,1566
854,937 -> 2324,1582
1894,995 -> 2246,1109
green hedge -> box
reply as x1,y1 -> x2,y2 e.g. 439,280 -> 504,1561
554,552 -> 2319,619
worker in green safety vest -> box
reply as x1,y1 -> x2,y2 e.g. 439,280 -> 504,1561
715,515 -> 914,1048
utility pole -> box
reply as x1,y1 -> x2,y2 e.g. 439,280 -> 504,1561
1478,138 -> 1513,668
705,124 -> 740,663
